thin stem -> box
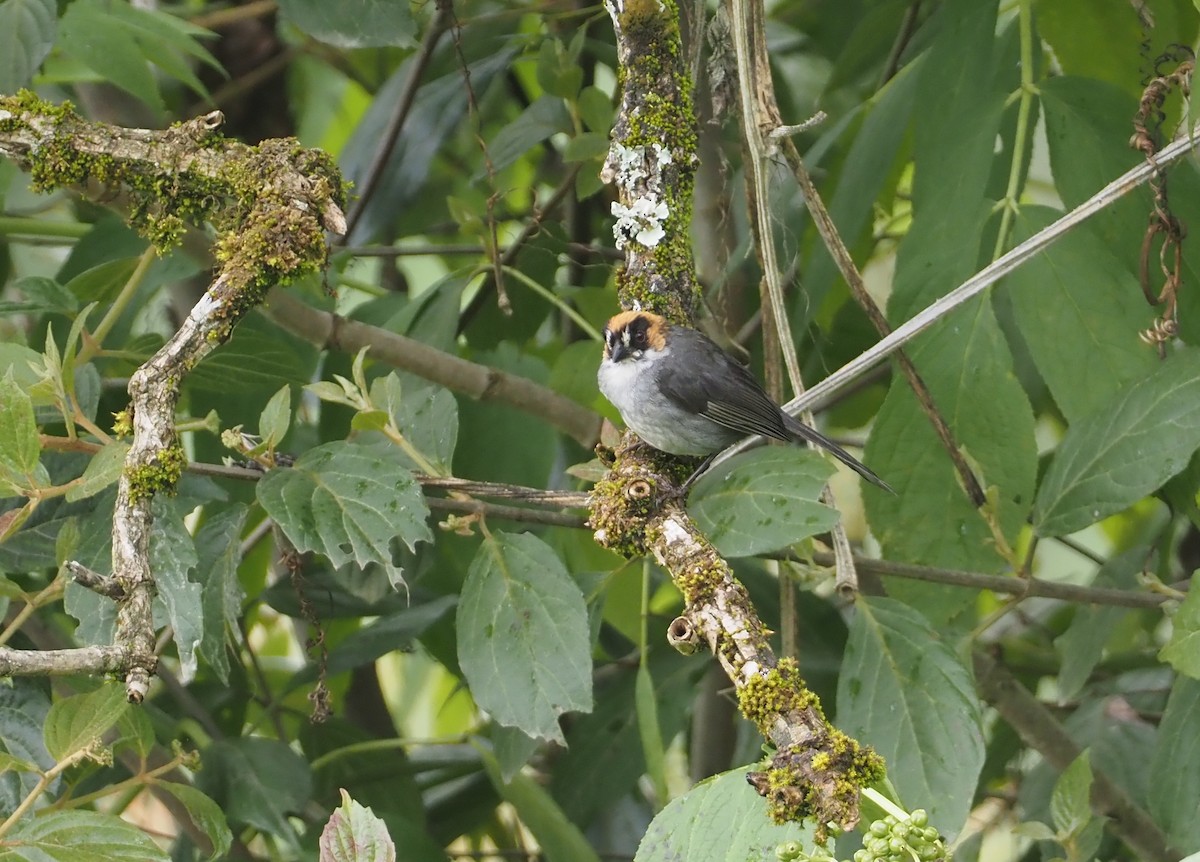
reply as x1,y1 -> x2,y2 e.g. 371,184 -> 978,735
309,735 -> 469,772
57,757 -> 183,811
0,217 -> 92,239
77,246 -> 156,365
0,577 -> 64,647
499,266 -> 602,342
0,746 -> 96,839
990,0 -> 1036,261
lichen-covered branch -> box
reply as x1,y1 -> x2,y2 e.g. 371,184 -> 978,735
0,91 -> 345,701
589,5 -> 881,830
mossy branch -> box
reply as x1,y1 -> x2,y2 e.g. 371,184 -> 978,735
589,5 -> 879,832
0,91 -> 345,700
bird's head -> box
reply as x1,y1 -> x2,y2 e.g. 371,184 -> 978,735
602,311 -> 669,364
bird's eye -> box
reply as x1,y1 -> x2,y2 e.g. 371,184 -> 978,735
631,328 -> 647,346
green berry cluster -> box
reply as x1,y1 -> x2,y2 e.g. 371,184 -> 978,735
773,810 -> 948,862
854,810 -> 947,862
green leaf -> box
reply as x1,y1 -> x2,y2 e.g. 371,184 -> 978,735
486,95 -> 572,175
257,440 -> 432,589
0,372 -> 42,496
195,506 -> 247,683
635,661 -> 667,805
259,385 -> 292,448
370,374 -> 458,475
1148,676 -> 1200,851
1,276 -> 79,317
687,448 -> 838,557
1160,582 -> 1200,678
457,532 -> 592,744
576,86 -> 613,135
291,595 -> 455,684
57,0 -> 218,111
318,789 -> 396,862
549,649 -> 700,826
0,0 -> 56,93
63,258 -> 141,305
151,499 -> 202,683
0,343 -> 44,391
278,0 -> 415,47
155,781 -> 233,861
536,39 -> 582,100
3,810 -> 169,861
0,681 -> 54,809
478,744 -> 601,862
1054,549 -> 1142,700
196,737 -> 311,847
43,683 -> 129,762
837,596 -> 984,831
865,0 -> 1035,608
563,132 -> 610,163
66,442 -> 128,503
1050,750 -> 1093,836
1034,349 -> 1200,537
1006,208 -> 1157,422
634,766 -> 814,862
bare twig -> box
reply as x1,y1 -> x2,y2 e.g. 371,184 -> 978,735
799,551 -> 1169,610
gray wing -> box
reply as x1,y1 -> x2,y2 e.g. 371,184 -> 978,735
654,329 -> 792,442
656,328 -> 895,492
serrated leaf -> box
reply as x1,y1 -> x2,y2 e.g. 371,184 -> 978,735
0,372 -> 41,496
1050,750 -> 1093,835
43,683 -> 129,762
1148,676 -> 1200,851
4,810 -> 169,861
66,442 -> 128,502
1160,583 -> 1200,678
2,276 -> 78,317
155,781 -> 233,861
259,385 -> 292,448
0,0 -> 56,93
257,441 -> 432,588
0,681 -> 55,812
478,744 -> 600,862
318,789 -> 396,862
370,373 -> 458,474
634,767 -> 814,862
278,0 -> 415,48
687,448 -> 838,557
1034,349 -> 1200,537
456,532 -> 592,744
837,596 -> 984,831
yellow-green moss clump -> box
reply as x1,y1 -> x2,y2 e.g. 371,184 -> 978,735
741,659 -> 885,832
126,440 -> 186,502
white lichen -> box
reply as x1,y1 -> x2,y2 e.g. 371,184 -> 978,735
612,195 -> 670,249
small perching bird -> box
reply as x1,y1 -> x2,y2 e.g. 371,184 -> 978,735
597,310 -> 894,493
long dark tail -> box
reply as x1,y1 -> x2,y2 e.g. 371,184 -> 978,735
784,416 -> 895,494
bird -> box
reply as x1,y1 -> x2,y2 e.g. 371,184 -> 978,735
597,310 -> 894,492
